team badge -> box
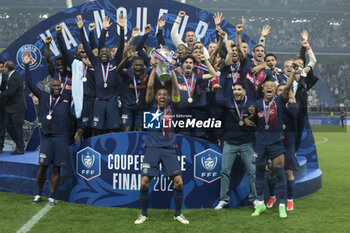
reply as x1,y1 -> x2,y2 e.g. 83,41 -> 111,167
16,44 -> 42,70
76,147 -> 101,181
194,149 -> 222,183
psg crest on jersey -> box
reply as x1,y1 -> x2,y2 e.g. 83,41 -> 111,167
194,149 -> 222,183
76,147 -> 101,181
16,44 -> 42,70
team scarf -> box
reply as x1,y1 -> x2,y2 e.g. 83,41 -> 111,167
194,63 -> 209,72
246,69 -> 267,93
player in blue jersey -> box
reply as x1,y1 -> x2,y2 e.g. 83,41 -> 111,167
24,52 -> 72,206
76,14 -> 125,135
246,61 -> 299,218
134,60 -> 189,224
266,83 -> 299,211
214,81 -> 257,209
173,53 -> 216,136
55,21 -> 101,142
44,36 -> 72,100
235,23 -> 274,101
265,53 -> 285,85
116,24 -> 153,132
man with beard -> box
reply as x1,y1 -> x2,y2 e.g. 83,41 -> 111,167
134,60 -> 189,224
214,81 -> 257,209
117,51 -> 152,131
171,11 -> 210,59
265,53 -> 285,85
174,53 -> 216,137
246,61 -> 299,219
55,18 -> 109,141
24,52 -> 72,206
236,23 -> 274,101
76,14 -> 125,135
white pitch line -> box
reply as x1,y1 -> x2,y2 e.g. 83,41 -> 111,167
315,137 -> 328,144
16,204 -> 54,233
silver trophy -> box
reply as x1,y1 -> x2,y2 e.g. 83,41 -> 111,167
150,46 -> 175,82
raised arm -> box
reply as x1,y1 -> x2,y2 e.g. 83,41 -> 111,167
136,24 -> 151,67
259,25 -> 271,47
116,47 -> 136,78
56,25 -> 74,67
114,13 -> 126,65
88,23 -> 98,51
145,59 -> 158,104
282,62 -> 299,100
76,15 -> 99,66
209,29 -> 224,66
157,16 -> 166,46
23,51 -> 44,98
202,54 -> 218,80
171,11 -> 186,48
171,69 -> 180,103
44,36 -> 55,76
98,16 -> 112,51
235,23 -> 245,61
126,27 -> 140,50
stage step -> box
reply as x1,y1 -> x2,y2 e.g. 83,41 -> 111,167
0,174 -> 50,196
295,168 -> 322,198
295,156 -> 307,180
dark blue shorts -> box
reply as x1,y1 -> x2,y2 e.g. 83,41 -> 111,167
121,106 -> 143,128
77,99 -> 94,129
93,100 -> 120,130
39,134 -> 69,167
284,141 -> 299,171
254,141 -> 285,166
141,147 -> 182,177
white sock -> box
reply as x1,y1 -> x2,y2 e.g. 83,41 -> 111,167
279,203 -> 285,207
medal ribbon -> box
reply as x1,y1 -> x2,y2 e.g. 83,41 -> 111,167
233,96 -> 247,121
101,62 -> 110,84
132,75 -> 140,102
48,77 -> 67,116
263,98 -> 276,126
182,74 -> 195,99
231,63 -> 240,84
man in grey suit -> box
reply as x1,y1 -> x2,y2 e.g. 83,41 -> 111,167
0,60 -> 26,155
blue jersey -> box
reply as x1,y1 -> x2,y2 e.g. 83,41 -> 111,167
283,102 -> 299,145
240,57 -> 273,101
119,67 -> 151,110
223,96 -> 253,144
220,63 -> 241,98
80,28 -> 122,100
25,65 -> 72,136
145,102 -> 176,149
83,67 -> 96,99
175,71 -> 205,108
254,95 -> 286,145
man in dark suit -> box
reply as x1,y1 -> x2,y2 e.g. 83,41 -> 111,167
292,61 -> 318,152
0,60 -> 7,154
0,60 -> 26,154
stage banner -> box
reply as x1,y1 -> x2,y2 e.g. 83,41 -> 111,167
0,0 -> 256,152
68,132 -> 250,209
